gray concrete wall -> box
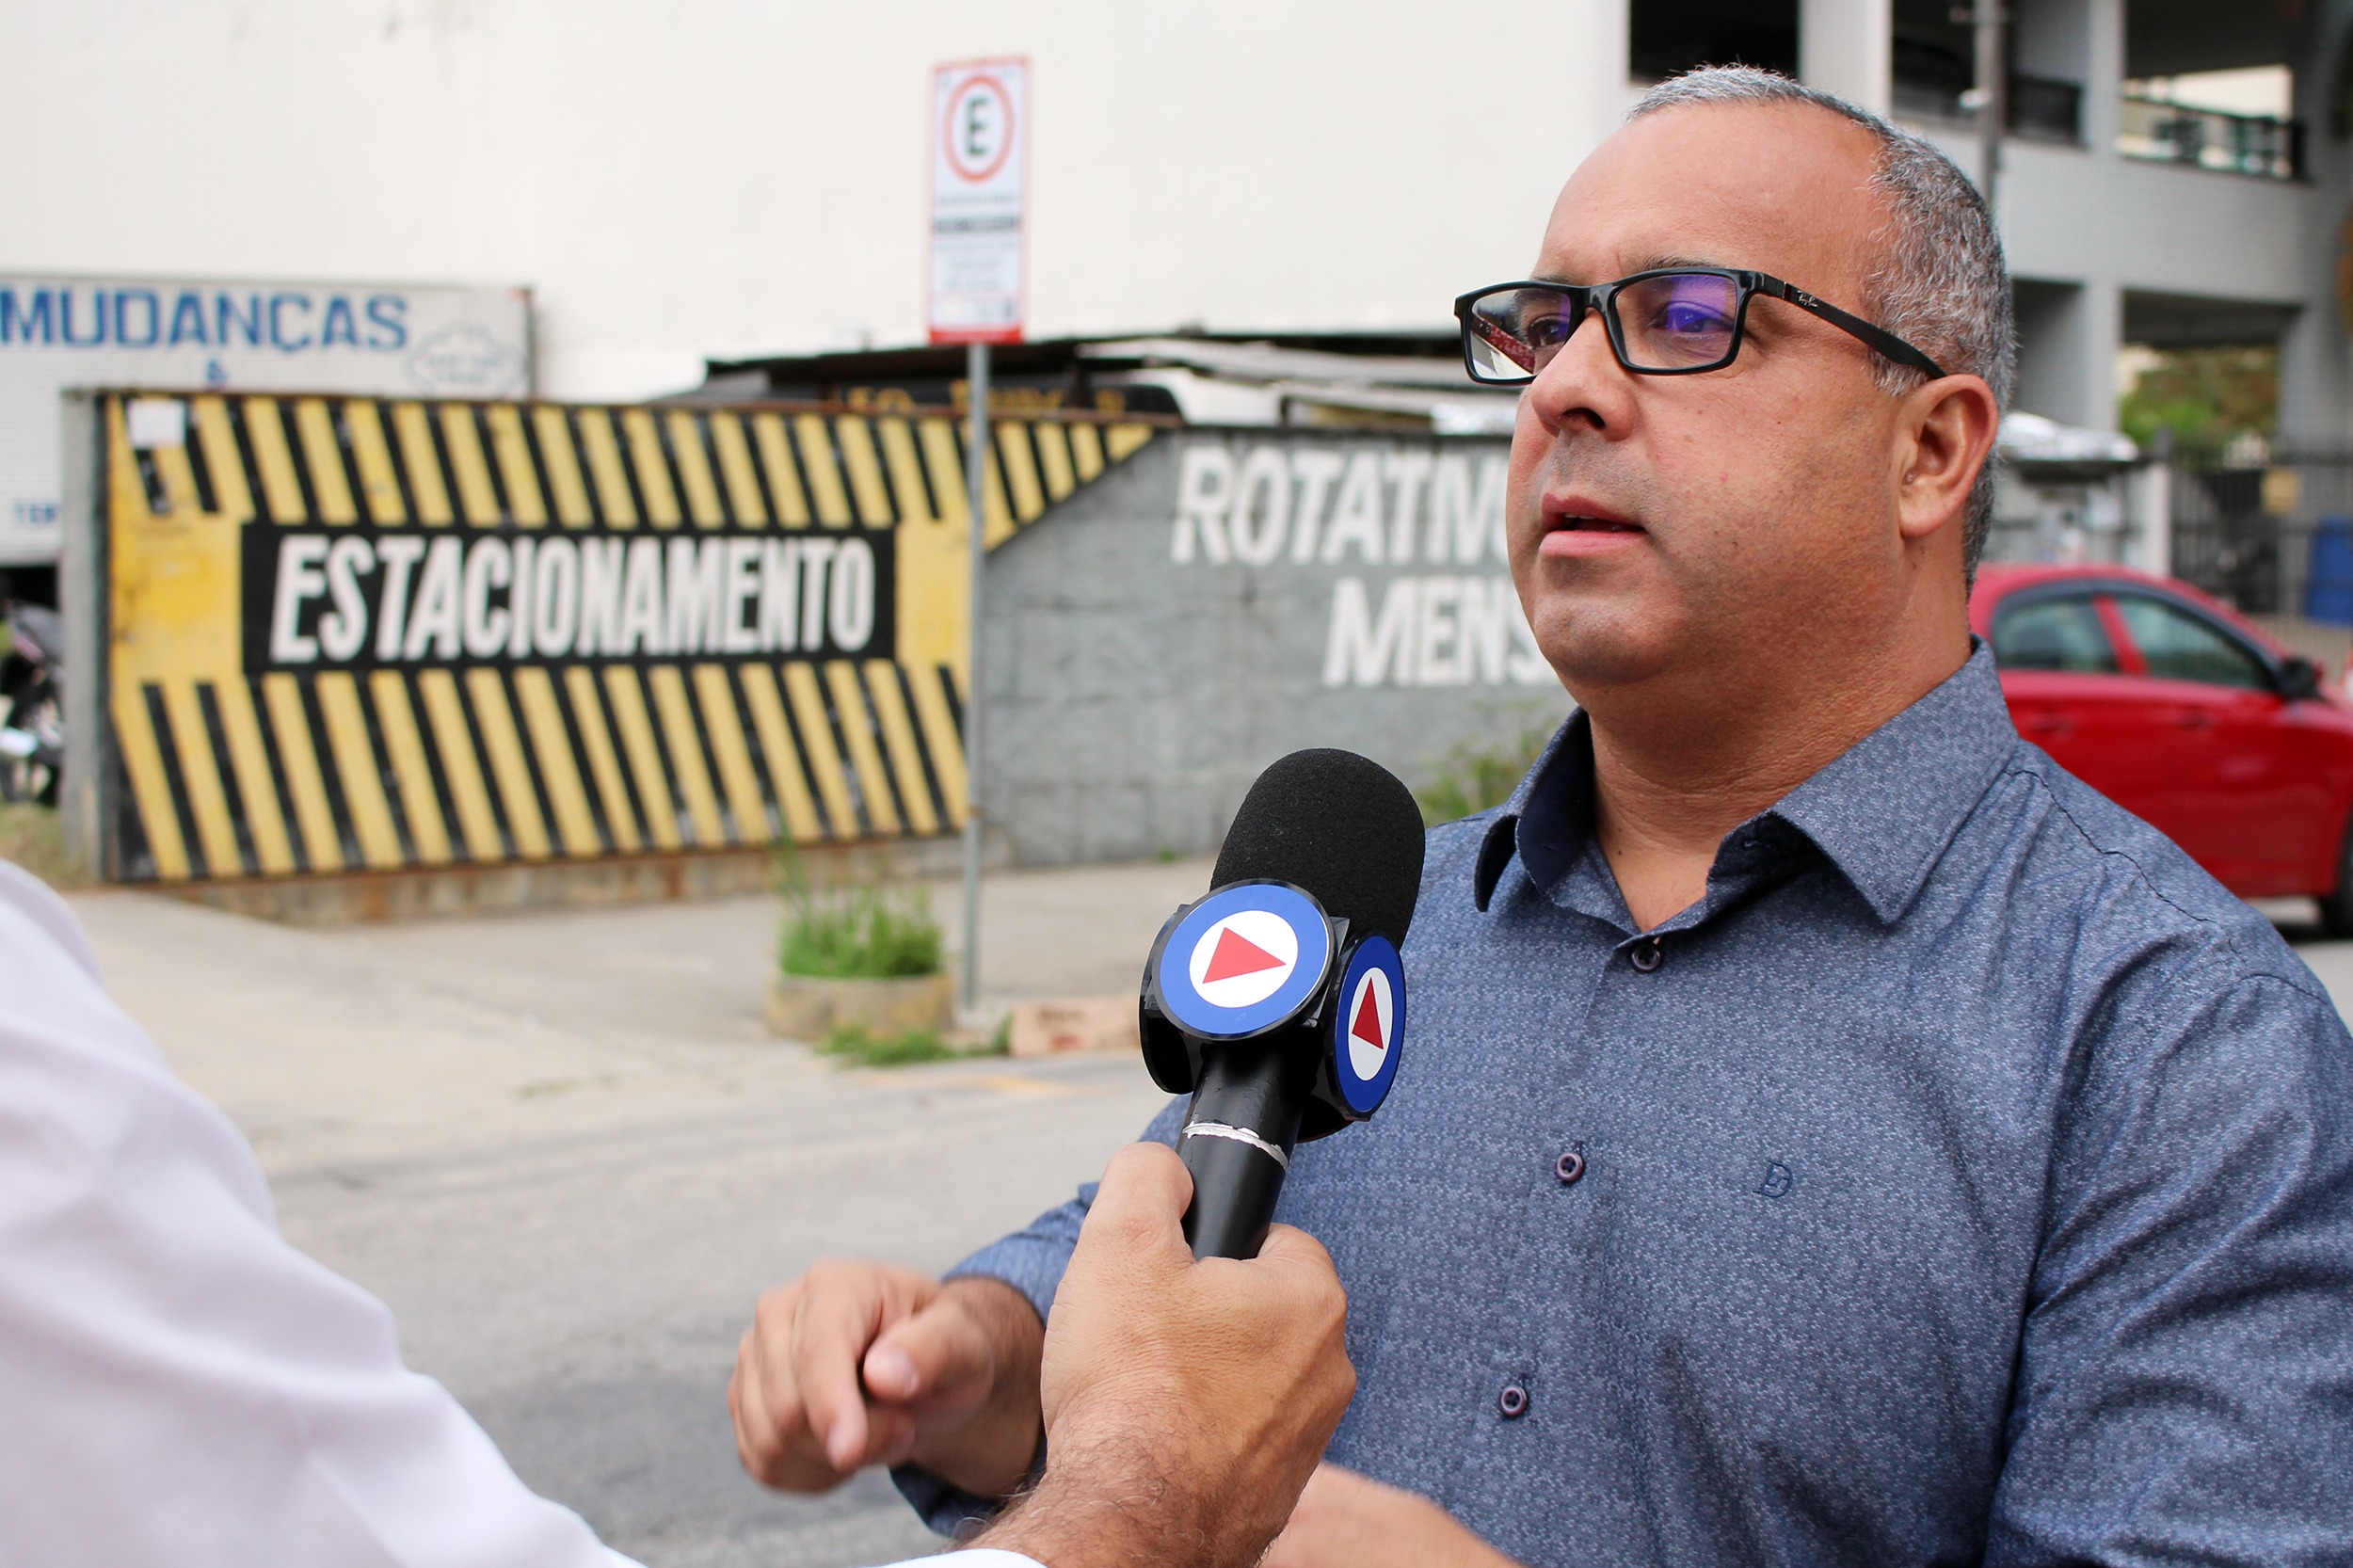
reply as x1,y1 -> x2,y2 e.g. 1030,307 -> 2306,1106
980,429 -> 1570,866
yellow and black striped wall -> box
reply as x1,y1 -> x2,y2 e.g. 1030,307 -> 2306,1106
93,389 -> 1156,883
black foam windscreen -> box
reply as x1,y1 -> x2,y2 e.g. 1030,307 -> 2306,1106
1210,749 -> 1426,946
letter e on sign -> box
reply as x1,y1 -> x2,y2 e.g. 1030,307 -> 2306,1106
929,58 -> 1028,344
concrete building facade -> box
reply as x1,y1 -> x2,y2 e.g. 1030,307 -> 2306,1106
0,2 -> 1624,402
8,3 -> 2341,443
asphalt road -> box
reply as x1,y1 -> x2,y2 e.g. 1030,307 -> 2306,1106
70,859 -> 1207,1568
60,873 -> 2353,1568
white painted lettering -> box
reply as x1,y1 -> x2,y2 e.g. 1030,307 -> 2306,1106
616,537 -> 665,655
1321,576 -> 1417,686
722,536 -> 763,655
664,536 -> 725,655
1384,451 -> 1433,564
829,537 -> 876,651
1288,449 -> 1344,562
577,538 -> 627,656
1428,454 -> 1507,564
460,537 -> 512,658
402,537 -> 464,661
1459,576 -> 1515,684
1320,452 -> 1385,563
1227,446 -> 1291,566
1171,445 -> 1234,564
268,535 -> 328,664
506,538 -> 536,658
533,536 -> 579,657
797,538 -> 838,652
373,536 -> 426,659
317,536 -> 375,662
1415,576 -> 1461,685
760,538 -> 801,652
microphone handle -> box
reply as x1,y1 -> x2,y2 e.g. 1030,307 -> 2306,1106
1179,1030 -> 1311,1259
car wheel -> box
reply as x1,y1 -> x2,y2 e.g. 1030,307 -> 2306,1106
2320,814 -> 2353,938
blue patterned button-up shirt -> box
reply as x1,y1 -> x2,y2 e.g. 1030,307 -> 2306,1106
904,646 -> 2353,1565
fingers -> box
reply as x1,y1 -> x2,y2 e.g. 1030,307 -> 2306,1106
1074,1142 -> 1195,1261
732,1261 -> 946,1492
865,1288 -> 997,1409
734,1306 -> 822,1488
790,1268 -> 893,1472
1251,1221 -> 1337,1280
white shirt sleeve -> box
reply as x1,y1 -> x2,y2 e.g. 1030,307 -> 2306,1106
0,863 -> 633,1568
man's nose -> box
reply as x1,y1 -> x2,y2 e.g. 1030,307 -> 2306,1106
1527,308 -> 1634,437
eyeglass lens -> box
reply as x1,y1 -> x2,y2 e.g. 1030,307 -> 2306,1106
1466,272 -> 1744,380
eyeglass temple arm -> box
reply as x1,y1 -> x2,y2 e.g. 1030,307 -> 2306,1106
1753,277 -> 1948,379
1464,312 -> 1539,375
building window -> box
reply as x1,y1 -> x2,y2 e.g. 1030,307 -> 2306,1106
1629,0 -> 1798,83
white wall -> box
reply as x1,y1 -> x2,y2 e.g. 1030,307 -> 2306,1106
0,2 -> 1627,401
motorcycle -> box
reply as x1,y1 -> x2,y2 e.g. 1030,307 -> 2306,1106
0,601 -> 63,806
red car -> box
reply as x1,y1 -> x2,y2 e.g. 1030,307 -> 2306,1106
1973,563 -> 2353,930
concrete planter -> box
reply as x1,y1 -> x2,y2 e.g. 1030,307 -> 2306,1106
765,970 -> 953,1042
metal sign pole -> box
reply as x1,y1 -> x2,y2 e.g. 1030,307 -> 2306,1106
930,56 -> 1026,1019
1974,2 -> 2006,216
959,341 -> 990,1015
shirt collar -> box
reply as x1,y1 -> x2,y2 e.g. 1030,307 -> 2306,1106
1474,642 -> 2020,925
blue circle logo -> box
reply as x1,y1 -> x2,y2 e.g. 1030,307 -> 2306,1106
1154,882 -> 1333,1041
1331,936 -> 1404,1114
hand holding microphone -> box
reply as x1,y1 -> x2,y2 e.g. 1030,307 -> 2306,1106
977,1143 -> 1355,1568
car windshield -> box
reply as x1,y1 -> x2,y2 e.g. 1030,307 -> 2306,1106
2114,596 -> 2271,690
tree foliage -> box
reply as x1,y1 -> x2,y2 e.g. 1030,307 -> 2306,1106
2118,344 -> 2278,455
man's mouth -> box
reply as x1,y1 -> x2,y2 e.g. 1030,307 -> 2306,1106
1539,497 -> 1645,551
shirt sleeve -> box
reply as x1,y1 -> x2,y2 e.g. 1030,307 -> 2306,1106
0,864 -> 631,1568
889,1099 -> 1189,1537
1988,954 -> 2353,1565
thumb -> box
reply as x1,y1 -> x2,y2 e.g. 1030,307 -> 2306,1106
1078,1141 -> 1196,1256
863,1290 -> 994,1405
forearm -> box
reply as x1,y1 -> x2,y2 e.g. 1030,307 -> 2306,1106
967,1469 -> 1168,1568
906,1276 -> 1046,1499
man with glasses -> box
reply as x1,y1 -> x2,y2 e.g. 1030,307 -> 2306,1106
733,67 -> 2353,1565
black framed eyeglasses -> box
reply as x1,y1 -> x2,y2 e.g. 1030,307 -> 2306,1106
1453,269 -> 1947,385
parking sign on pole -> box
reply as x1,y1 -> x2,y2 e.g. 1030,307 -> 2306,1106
929,58 -> 1028,344
931,57 -> 1026,1016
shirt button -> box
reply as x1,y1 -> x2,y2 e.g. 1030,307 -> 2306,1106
1554,1149 -> 1585,1185
1498,1383 -> 1529,1418
1629,938 -> 1663,972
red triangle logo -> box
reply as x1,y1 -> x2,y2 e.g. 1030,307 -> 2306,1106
1203,926 -> 1285,983
1352,985 -> 1385,1049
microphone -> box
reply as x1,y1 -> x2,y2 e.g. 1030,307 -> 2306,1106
1138,749 -> 1425,1258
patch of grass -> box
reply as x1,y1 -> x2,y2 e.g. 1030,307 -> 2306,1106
818,1022 -> 959,1067
0,803 -> 88,888
779,887 -> 943,978
987,1012 -> 1012,1056
774,842 -> 943,980
1415,719 -> 1557,826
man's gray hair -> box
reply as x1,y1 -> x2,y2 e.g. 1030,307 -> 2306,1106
1629,66 -> 2015,568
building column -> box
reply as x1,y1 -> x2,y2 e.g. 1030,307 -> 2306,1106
1801,0 -> 1892,118
2075,0 -> 2124,154
2012,277 -> 2121,431
2280,0 -> 2353,448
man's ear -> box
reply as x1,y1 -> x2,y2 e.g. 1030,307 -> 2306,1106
1895,375 -> 2000,544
